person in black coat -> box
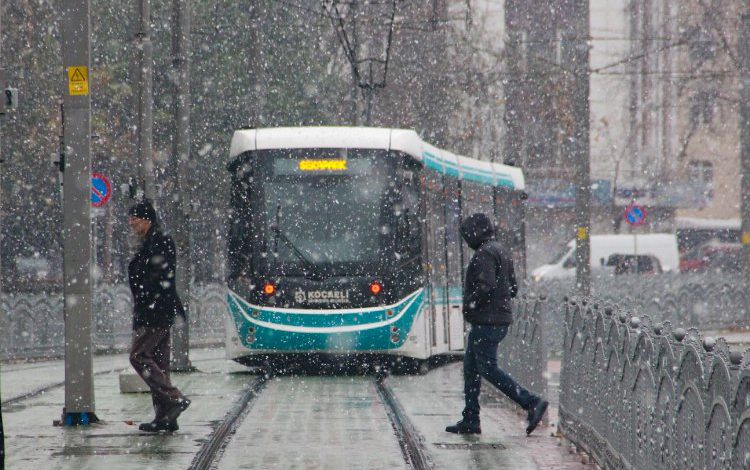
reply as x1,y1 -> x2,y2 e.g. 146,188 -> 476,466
446,213 -> 548,436
127,199 -> 190,433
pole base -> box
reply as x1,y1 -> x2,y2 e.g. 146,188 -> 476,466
56,412 -> 100,427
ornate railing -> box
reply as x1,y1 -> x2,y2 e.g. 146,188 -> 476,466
558,298 -> 750,469
535,274 -> 750,356
494,294 -> 548,405
0,283 -> 227,360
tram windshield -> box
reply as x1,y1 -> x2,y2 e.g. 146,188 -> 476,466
258,148 -> 399,275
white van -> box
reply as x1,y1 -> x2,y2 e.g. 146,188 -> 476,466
531,234 -> 679,281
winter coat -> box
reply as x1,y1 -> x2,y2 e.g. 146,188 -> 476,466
128,225 -> 186,329
460,213 -> 518,326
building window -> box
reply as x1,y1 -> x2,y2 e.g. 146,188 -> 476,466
688,160 -> 712,184
687,160 -> 714,202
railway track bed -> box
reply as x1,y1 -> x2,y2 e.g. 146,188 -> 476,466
3,354 -> 563,470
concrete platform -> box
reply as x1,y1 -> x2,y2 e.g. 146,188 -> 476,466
2,350 -> 596,469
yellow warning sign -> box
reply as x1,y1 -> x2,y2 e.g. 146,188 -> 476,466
742,232 -> 750,246
67,66 -> 88,96
577,227 -> 588,240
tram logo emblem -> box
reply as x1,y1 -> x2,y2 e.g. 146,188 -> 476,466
295,289 -> 351,304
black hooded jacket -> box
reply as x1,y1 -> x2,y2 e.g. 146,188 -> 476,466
128,225 -> 186,329
460,213 -> 518,325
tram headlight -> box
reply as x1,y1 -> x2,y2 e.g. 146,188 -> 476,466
262,282 -> 277,296
369,281 -> 383,295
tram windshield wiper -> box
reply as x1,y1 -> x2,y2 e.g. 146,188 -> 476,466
271,204 -> 317,274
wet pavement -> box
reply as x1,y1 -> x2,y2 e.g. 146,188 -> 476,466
216,376 -> 407,469
389,362 -> 594,470
2,350 -> 596,469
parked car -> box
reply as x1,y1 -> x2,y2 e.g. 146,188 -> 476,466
531,234 -> 679,281
604,254 -> 663,276
679,240 -> 741,273
10,255 -> 62,292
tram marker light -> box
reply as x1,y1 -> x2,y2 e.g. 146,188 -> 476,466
369,281 -> 383,295
262,282 -> 277,296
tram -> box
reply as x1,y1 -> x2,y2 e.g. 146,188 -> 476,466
225,127 -> 526,371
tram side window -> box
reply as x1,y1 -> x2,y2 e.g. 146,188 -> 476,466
460,181 -> 486,271
494,188 -> 514,246
227,164 -> 254,280
395,159 -> 422,260
425,171 -> 447,284
461,181 -> 489,220
444,177 -> 462,287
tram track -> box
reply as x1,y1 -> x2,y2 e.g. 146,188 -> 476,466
188,374 -> 267,470
1,352 -> 224,407
2,367 -> 127,407
375,375 -> 434,470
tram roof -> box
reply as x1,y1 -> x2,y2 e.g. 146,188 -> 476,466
230,127 -> 525,190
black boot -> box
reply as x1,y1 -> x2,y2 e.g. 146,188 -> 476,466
526,399 -> 549,435
165,397 -> 191,423
139,419 -> 178,433
445,419 -> 481,434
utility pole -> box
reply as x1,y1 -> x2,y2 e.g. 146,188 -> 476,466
60,0 -> 98,425
135,0 -> 155,200
171,0 -> 193,371
569,0 -> 591,295
0,0 -> 5,462
740,12 -> 750,298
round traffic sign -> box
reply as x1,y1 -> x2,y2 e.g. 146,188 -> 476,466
91,173 -> 112,207
624,204 -> 647,227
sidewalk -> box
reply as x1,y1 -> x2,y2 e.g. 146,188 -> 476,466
388,362 -> 597,469
2,348 -> 247,469
3,351 -> 597,469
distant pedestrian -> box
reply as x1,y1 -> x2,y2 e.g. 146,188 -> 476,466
127,199 -> 190,433
446,213 -> 548,435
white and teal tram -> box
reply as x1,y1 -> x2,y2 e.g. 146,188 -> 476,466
225,127 -> 526,370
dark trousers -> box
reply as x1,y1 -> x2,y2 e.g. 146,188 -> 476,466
462,323 -> 538,423
129,326 -> 184,421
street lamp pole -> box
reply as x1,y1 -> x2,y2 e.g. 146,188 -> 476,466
571,0 -> 591,296
740,12 -> 750,305
170,0 -> 193,371
60,0 -> 98,425
135,0 -> 155,200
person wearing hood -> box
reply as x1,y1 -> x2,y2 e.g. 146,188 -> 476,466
446,213 -> 548,436
128,199 -> 191,432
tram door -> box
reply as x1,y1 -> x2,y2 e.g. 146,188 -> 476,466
425,170 -> 448,354
444,178 -> 464,350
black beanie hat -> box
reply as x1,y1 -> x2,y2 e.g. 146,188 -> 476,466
128,199 -> 157,224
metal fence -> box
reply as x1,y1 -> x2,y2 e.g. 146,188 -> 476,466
558,298 -> 750,469
494,293 -> 549,405
535,274 -> 750,356
0,283 -> 227,360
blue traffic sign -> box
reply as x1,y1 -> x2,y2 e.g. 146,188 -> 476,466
91,173 -> 111,207
624,204 -> 647,227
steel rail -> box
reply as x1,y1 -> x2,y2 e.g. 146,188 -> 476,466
1,353 -> 225,406
1,367 -> 126,407
188,374 -> 267,470
375,376 -> 433,470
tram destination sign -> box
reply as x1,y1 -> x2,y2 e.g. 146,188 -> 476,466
273,157 -> 372,176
